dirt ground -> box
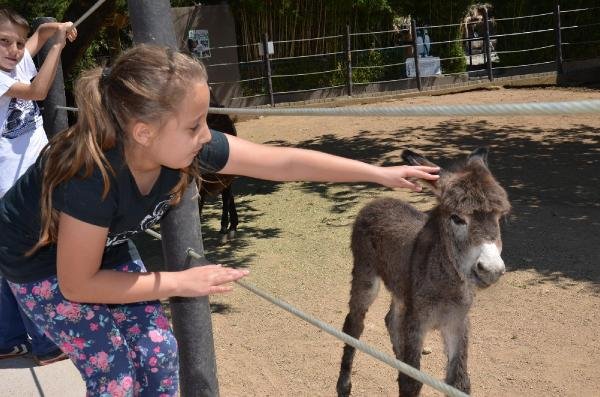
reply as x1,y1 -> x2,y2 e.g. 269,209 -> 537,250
136,86 -> 600,396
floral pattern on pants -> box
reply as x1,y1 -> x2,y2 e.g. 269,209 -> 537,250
8,260 -> 179,397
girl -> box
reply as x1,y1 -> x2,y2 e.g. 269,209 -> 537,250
0,44 -> 439,396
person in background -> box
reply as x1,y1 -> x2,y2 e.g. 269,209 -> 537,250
0,7 -> 76,366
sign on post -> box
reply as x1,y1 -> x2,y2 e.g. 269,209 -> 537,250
188,29 -> 211,58
258,41 -> 274,56
406,57 -> 442,77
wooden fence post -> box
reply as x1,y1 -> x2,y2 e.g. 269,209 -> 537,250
262,33 -> 275,106
410,20 -> 422,91
32,17 -> 69,138
554,2 -> 564,75
483,7 -> 494,81
346,24 -> 353,96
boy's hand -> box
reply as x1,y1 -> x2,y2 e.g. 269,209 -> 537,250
64,22 -> 78,42
55,22 -> 77,47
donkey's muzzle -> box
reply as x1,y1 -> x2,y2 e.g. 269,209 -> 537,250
472,243 -> 506,287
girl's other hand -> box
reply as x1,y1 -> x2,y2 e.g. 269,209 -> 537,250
175,265 -> 249,297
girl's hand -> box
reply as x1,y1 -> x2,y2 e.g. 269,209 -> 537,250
379,165 -> 440,191
174,265 -> 249,297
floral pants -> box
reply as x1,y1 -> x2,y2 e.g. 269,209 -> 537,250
8,260 -> 179,397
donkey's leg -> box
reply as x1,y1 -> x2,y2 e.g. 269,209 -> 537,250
441,315 -> 471,394
398,311 -> 425,397
337,269 -> 380,397
219,189 -> 231,235
385,296 -> 405,359
226,186 -> 238,239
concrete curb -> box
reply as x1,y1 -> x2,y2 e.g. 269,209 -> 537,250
0,355 -> 84,396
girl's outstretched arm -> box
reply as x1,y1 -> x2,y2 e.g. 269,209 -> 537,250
219,134 -> 439,191
56,212 -> 248,304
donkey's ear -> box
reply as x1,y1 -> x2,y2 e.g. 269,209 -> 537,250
401,149 -> 444,195
467,147 -> 489,167
401,149 -> 439,168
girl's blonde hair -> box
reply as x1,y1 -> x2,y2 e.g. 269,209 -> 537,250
29,44 -> 207,254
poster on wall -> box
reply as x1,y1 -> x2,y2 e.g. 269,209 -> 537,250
187,29 -> 211,59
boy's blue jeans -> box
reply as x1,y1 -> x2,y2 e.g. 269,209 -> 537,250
0,277 -> 57,356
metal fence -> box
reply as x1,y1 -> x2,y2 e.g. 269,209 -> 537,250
203,4 -> 600,107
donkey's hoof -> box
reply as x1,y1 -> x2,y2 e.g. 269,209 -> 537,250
219,233 -> 229,245
336,379 -> 351,397
227,230 -> 236,240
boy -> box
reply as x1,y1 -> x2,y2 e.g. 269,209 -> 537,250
0,7 -> 76,365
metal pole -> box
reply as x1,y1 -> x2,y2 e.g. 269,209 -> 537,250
411,20 -> 422,91
468,35 -> 473,67
345,24 -> 353,96
483,8 -> 494,81
262,33 -> 275,107
32,17 -> 68,139
127,1 -> 219,396
554,2 -> 564,75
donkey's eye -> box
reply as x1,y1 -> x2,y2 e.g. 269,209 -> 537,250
450,214 -> 467,225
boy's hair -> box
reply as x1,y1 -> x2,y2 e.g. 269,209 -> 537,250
29,44 -> 208,254
0,7 -> 30,32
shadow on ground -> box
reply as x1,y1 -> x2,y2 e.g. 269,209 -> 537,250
0,356 -> 36,369
135,118 -> 600,295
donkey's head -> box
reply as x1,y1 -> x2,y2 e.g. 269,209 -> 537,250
402,148 -> 511,288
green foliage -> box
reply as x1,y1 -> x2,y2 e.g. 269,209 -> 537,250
1,0 -> 599,99
493,0 -> 600,65
352,49 -> 388,83
1,1 -> 70,22
231,0 -> 600,95
440,29 -> 467,74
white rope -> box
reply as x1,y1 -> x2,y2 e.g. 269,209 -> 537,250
236,278 -> 469,397
207,99 -> 600,118
56,106 -> 78,112
143,229 -> 469,397
59,99 -> 600,118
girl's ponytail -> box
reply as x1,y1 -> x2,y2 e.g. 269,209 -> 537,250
28,68 -> 118,255
29,45 -> 207,254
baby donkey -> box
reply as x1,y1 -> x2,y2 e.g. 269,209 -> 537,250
337,148 -> 510,396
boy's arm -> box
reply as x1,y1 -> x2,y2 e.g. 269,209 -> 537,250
26,22 -> 76,58
5,44 -> 63,101
6,23 -> 76,101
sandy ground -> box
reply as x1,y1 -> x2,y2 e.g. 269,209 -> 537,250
134,86 -> 600,396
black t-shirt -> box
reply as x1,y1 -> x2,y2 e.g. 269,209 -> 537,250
0,129 -> 229,283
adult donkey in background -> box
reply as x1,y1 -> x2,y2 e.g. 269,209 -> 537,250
337,148 -> 511,397
200,91 -> 239,243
